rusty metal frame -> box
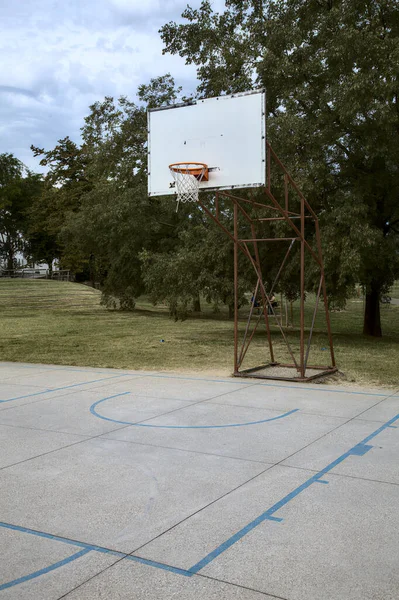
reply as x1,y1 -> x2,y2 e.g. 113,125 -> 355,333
197,142 -> 337,382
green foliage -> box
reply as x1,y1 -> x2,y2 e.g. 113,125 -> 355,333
140,217 -> 249,320
47,76 -> 185,306
0,153 -> 42,269
160,0 -> 399,334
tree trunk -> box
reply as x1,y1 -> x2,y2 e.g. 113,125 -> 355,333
7,247 -> 14,271
47,258 -> 53,279
192,295 -> 201,312
363,285 -> 382,337
89,254 -> 96,288
228,303 -> 234,319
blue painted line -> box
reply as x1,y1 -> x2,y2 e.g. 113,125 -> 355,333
349,444 -> 373,456
187,412 -> 399,574
89,394 -> 298,429
0,521 -> 193,581
0,374 -> 131,403
388,425 -> 397,429
315,480 -> 329,484
264,515 -> 283,522
125,555 -> 193,577
0,548 -> 90,591
0,521 -> 122,554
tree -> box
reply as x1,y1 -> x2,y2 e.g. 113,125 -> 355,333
25,184 -> 61,276
160,0 -> 399,336
0,153 -> 41,269
56,75 -> 185,305
140,211 -> 253,320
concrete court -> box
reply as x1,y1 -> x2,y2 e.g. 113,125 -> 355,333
0,362 -> 398,600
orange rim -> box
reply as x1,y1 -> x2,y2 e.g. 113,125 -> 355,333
169,162 -> 208,181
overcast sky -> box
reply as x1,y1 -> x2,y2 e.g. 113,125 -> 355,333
0,1 -> 224,172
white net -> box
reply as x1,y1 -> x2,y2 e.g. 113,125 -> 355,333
169,163 -> 207,204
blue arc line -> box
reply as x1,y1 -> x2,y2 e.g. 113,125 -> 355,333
0,374 -> 132,403
89,393 -> 298,429
0,548 -> 91,590
187,412 -> 399,574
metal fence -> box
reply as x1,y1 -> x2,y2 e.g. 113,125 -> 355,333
50,270 -> 70,281
0,269 -> 71,281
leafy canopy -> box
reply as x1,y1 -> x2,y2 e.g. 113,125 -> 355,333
160,0 -> 399,334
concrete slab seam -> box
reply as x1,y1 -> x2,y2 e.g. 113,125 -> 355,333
89,393 -> 299,429
0,374 -> 132,404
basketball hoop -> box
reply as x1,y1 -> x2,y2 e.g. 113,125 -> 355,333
169,162 -> 208,207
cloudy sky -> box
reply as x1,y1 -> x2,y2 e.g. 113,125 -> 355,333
0,0 -> 224,172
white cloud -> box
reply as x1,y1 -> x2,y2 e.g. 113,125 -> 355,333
0,0 -> 206,171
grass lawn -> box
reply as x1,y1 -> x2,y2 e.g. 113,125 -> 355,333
0,279 -> 398,388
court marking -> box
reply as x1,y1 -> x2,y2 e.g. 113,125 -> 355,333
0,374 -> 133,404
1,412 -> 397,589
0,548 -> 91,591
89,392 -> 299,429
0,522 -> 193,585
187,412 -> 399,573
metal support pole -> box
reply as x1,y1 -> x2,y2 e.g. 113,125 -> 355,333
304,275 -> 323,371
196,141 -> 336,381
300,195 -> 305,378
284,174 -> 289,212
314,219 -> 336,367
234,202 -> 239,373
267,144 -> 271,190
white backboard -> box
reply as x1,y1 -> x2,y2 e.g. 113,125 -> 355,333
148,89 -> 266,197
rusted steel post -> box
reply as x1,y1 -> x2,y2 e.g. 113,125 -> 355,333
314,219 -> 336,367
239,238 -> 298,242
285,174 -> 289,212
234,202 -> 239,373
304,275 -> 323,371
222,191 -> 299,215
300,195 -> 305,378
267,144 -> 271,190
